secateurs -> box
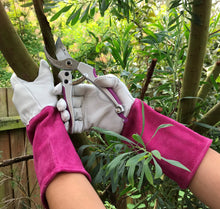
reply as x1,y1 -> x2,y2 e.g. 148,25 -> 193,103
44,37 -> 125,133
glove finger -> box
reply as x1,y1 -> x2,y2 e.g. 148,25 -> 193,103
10,73 -> 20,88
61,110 -> 70,122
53,83 -> 63,95
64,121 -> 70,132
36,60 -> 54,84
74,108 -> 83,120
73,121 -> 83,133
94,74 -> 122,90
57,98 -> 67,111
73,84 -> 96,96
72,97 -> 83,108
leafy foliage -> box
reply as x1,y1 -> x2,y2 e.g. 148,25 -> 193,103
1,0 -> 220,208
78,125 -> 206,208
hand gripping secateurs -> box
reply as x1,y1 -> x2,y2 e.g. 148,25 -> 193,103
44,38 -> 125,133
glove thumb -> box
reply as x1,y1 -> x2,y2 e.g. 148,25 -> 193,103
94,74 -> 135,117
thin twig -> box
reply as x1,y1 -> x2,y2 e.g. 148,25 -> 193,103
140,58 -> 157,100
0,155 -> 33,167
209,29 -> 220,37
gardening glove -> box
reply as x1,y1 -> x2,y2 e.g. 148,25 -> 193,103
121,99 -> 212,189
10,59 -> 57,125
10,60 -> 90,209
55,74 -> 212,189
54,74 -> 135,133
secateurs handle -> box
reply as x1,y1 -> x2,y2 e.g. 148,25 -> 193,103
77,62 -> 125,115
58,71 -> 75,133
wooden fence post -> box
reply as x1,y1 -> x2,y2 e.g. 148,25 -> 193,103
0,88 -> 42,208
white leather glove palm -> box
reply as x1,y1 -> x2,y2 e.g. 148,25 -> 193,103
54,74 -> 135,133
10,60 -> 57,125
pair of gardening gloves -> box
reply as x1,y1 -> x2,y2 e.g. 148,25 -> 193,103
10,60 -> 212,208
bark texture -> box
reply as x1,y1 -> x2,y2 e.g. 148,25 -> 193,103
0,1 -> 38,81
177,0 -> 212,124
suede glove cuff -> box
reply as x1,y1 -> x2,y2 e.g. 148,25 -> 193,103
121,99 -> 212,189
27,106 -> 91,208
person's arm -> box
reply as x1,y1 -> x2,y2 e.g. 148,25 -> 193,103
46,173 -> 105,209
189,148 -> 220,209
56,74 -> 217,208
11,60 -> 106,209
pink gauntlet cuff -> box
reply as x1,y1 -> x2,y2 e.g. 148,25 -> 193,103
27,106 -> 90,208
121,99 -> 212,189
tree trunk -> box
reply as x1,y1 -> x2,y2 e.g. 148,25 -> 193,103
177,0 -> 212,124
0,1 -> 38,81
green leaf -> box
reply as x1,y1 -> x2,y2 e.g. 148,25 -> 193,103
143,160 -> 153,185
137,164 -> 145,190
168,14 -> 181,27
192,122 -> 220,132
71,6 -> 83,26
90,1 -> 97,17
126,152 -> 147,167
100,0 -> 110,16
141,101 -> 145,136
216,75 -> 220,83
151,124 -> 173,139
21,2 -> 33,7
151,150 -> 161,160
152,158 -> 163,179
126,153 -> 147,186
92,127 -> 137,146
120,185 -> 133,196
180,96 -> 203,101
161,157 -> 190,172
210,75 -> 219,92
132,134 -> 145,148
50,4 -> 73,22
143,28 -> 157,39
107,152 -> 132,173
127,163 -> 136,186
80,4 -> 90,23
110,46 -> 124,68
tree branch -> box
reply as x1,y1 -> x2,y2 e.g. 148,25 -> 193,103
197,61 -> 220,100
191,102 -> 220,134
0,155 -> 33,167
32,0 -> 60,84
0,1 -> 38,81
140,58 -> 157,100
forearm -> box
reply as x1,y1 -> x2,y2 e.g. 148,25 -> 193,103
46,173 -> 106,209
26,107 -> 91,208
189,148 -> 220,209
121,99 -> 212,189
